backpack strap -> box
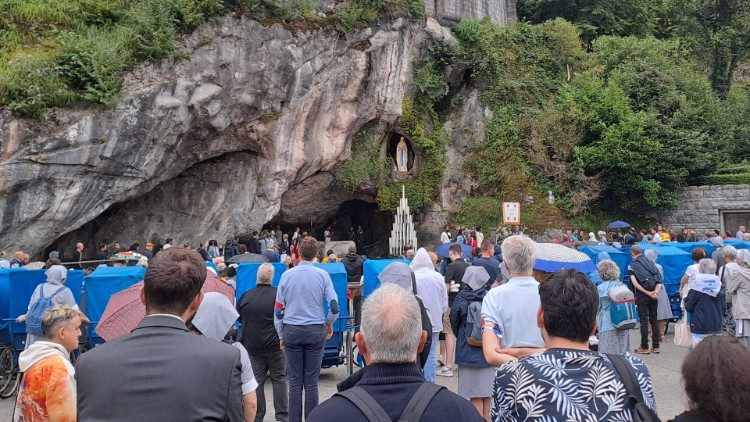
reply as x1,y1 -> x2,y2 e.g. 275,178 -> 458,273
335,386 -> 391,422
607,354 -> 643,403
398,382 -> 445,422
51,285 -> 67,298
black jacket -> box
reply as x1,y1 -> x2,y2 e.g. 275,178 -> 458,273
237,284 -> 280,354
343,253 -> 365,284
309,363 -> 483,422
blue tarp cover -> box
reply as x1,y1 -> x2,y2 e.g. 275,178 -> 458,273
236,262 -> 287,298
84,266 -> 145,330
0,268 -> 84,350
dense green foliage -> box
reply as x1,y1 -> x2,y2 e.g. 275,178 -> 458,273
443,17 -> 749,225
0,0 -> 276,116
518,0 -> 750,98
337,128 -> 388,191
0,0 -> 224,116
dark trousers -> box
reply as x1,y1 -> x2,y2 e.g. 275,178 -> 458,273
250,350 -> 289,422
283,324 -> 325,422
637,296 -> 660,349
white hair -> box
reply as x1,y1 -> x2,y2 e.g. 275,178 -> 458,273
361,284 -> 422,364
699,258 -> 717,275
597,260 -> 620,282
500,235 -> 536,275
256,263 -> 274,285
723,245 -> 738,261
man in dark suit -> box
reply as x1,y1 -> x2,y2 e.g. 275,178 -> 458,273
76,247 -> 244,421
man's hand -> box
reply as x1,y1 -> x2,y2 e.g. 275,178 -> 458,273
650,291 -> 659,300
16,315 -> 26,323
324,323 -> 333,340
280,340 -> 285,350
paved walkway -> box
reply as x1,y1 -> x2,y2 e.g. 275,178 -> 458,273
0,331 -> 689,420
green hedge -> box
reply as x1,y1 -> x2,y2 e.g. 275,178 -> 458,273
700,173 -> 750,186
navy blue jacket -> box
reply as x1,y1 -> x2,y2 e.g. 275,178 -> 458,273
684,287 -> 726,334
450,287 -> 491,368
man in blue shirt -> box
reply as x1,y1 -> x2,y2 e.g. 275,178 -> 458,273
274,236 -> 339,422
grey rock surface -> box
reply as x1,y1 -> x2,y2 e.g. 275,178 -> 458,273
658,184 -> 750,231
0,17 -> 423,256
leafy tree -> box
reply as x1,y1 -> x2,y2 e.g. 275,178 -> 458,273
518,0 -> 663,42
663,0 -> 750,97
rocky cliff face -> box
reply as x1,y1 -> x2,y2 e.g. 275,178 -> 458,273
0,5 -> 516,258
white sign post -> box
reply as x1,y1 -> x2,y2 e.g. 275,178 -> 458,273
502,202 -> 521,225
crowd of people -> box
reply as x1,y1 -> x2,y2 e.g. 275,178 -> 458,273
6,222 -> 750,422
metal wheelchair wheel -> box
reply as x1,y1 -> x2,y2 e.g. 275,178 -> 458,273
0,347 -> 15,397
0,370 -> 21,399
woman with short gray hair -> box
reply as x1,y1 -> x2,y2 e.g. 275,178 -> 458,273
595,260 -> 631,355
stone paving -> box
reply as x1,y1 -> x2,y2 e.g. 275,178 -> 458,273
0,331 -> 689,421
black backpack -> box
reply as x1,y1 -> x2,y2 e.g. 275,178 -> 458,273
630,257 -> 662,291
335,382 -> 444,422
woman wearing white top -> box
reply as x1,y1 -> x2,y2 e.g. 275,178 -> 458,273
680,248 -> 708,304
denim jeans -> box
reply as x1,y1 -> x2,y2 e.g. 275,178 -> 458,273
250,350 -> 289,422
283,324 -> 325,422
423,331 -> 440,382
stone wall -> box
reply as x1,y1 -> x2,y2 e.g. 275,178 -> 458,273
426,0 -> 517,26
658,184 -> 750,231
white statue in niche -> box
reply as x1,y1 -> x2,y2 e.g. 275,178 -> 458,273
396,137 -> 408,173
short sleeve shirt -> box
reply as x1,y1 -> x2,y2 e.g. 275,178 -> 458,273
233,343 -> 258,395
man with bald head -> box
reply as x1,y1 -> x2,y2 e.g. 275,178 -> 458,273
308,284 -> 482,421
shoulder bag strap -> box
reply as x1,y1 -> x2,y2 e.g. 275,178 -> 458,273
607,354 -> 643,403
607,354 -> 661,422
398,382 -> 445,422
336,386 -> 391,422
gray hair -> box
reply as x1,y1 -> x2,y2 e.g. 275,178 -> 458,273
500,235 -> 536,275
723,245 -> 738,261
699,258 -> 717,275
361,284 -> 422,364
256,263 -> 274,285
630,244 -> 642,255
597,260 -> 620,282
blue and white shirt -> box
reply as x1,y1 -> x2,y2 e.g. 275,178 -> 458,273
274,262 -> 339,339
492,349 -> 656,422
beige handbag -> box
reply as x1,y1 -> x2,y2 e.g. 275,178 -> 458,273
674,313 -> 692,348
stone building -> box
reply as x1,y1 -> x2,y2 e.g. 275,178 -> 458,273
658,184 -> 750,234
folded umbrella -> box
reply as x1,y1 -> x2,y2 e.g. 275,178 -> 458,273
534,243 -> 597,274
95,271 -> 235,342
434,242 -> 473,259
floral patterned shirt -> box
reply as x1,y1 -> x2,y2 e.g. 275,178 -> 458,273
492,348 -> 656,422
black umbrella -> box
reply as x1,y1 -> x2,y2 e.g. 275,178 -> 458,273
228,253 -> 268,263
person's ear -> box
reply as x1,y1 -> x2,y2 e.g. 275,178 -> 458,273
536,305 -> 544,329
417,330 -> 427,353
591,320 -> 598,337
355,331 -> 367,356
186,291 -> 204,318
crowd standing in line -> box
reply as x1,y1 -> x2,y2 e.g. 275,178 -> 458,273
5,221 -> 750,422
